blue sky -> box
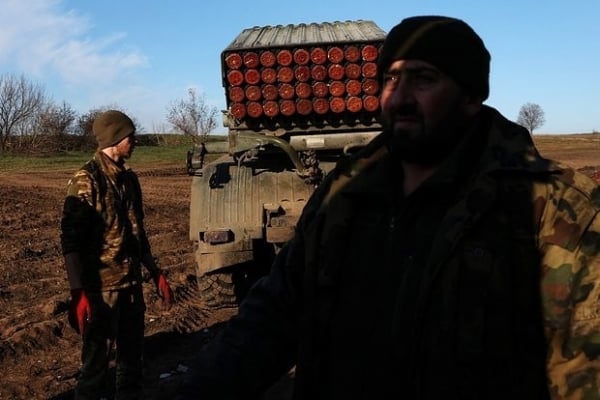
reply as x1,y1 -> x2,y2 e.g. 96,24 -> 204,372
1,0 -> 598,134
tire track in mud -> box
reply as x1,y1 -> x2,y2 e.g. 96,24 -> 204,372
171,275 -> 214,334
1,231 -> 224,397
0,263 -> 237,400
136,167 -> 188,177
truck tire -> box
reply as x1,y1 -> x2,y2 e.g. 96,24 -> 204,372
198,257 -> 272,310
197,270 -> 238,309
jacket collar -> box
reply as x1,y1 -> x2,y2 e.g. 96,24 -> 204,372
477,105 -> 558,175
337,105 -> 560,199
94,150 -> 129,180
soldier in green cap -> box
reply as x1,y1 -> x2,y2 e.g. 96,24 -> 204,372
177,16 -> 600,400
61,109 -> 174,399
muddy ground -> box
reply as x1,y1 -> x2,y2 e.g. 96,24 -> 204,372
0,135 -> 599,399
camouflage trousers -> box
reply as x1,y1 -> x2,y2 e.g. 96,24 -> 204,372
74,284 -> 146,400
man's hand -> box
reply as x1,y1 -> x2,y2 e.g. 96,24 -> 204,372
155,273 -> 174,306
68,289 -> 91,334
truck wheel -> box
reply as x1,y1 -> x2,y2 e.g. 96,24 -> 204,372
198,270 -> 238,309
198,263 -> 266,310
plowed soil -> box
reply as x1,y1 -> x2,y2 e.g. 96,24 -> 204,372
0,135 -> 599,399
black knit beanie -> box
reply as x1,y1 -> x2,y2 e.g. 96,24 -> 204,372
378,16 -> 491,100
93,110 -> 135,149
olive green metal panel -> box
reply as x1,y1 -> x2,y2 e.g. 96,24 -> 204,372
189,158 -> 314,242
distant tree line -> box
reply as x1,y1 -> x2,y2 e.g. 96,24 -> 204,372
0,73 -> 218,155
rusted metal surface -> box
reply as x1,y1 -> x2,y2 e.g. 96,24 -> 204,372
220,20 -> 386,134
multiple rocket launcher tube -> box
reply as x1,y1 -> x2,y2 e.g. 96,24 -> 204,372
223,44 -> 382,121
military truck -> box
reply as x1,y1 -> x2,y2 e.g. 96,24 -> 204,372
187,20 -> 386,308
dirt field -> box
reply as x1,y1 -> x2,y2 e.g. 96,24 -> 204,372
0,134 -> 599,399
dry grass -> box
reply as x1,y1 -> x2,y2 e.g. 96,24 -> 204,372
533,133 -> 600,169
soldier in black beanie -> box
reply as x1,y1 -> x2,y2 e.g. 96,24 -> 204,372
177,16 -> 600,400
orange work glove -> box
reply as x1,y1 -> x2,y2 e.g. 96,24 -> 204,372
68,289 -> 91,334
155,273 -> 173,305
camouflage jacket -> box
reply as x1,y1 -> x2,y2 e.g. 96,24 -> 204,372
60,151 -> 152,291
181,106 -> 600,400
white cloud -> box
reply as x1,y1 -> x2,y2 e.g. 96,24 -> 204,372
0,0 -> 221,132
0,0 -> 147,85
